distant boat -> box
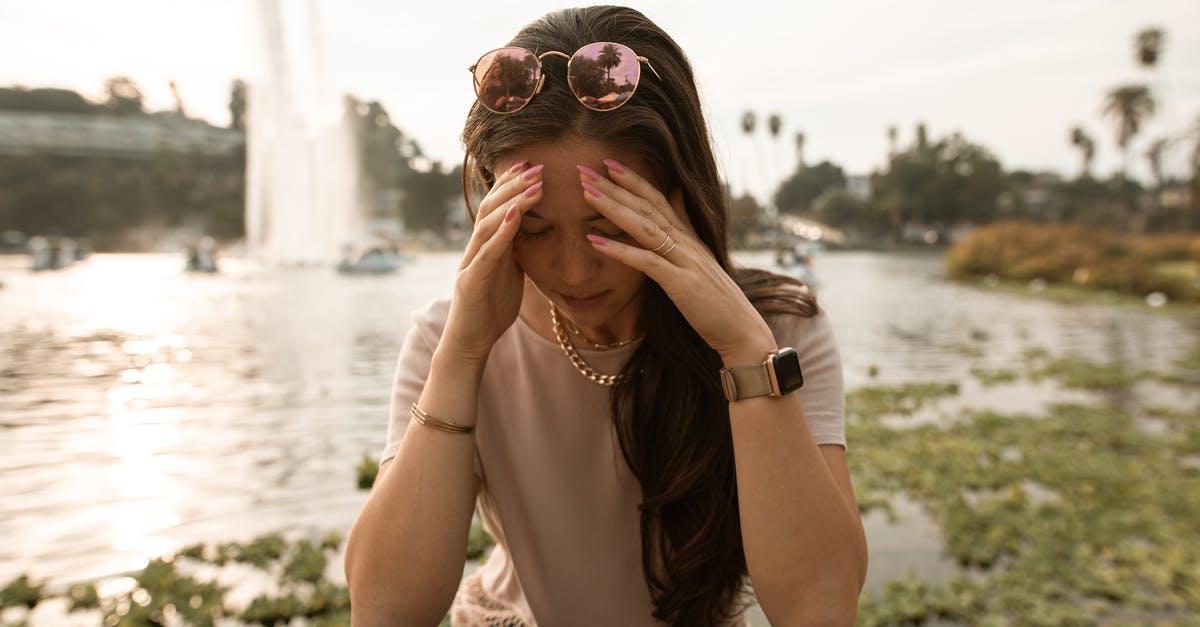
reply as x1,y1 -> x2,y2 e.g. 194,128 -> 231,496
773,240 -> 822,293
337,245 -> 403,275
184,237 -> 219,273
29,236 -> 83,271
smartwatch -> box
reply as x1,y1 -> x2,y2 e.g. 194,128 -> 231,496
719,347 -> 804,402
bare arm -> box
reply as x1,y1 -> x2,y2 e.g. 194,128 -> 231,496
343,353 -> 485,625
723,337 -> 868,626
343,160 -> 545,625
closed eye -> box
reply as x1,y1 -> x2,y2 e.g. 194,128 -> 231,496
516,229 -> 551,240
592,227 -> 630,239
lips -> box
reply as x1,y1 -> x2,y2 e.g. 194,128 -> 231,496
559,290 -> 611,310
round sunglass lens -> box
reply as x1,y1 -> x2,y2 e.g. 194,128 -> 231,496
567,42 -> 641,111
473,47 -> 540,113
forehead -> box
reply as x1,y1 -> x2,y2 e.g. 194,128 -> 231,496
494,137 -> 659,221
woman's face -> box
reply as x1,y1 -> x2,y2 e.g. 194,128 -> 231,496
493,136 -> 655,333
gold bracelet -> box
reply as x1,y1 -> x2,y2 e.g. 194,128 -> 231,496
410,403 -> 474,434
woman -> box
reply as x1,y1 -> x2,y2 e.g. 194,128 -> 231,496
345,7 -> 867,626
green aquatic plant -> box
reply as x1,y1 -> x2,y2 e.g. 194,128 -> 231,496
969,367 -> 1019,386
467,517 -> 496,560
0,574 -> 44,610
852,365 -> 1200,624
845,381 -> 960,421
282,539 -> 328,585
238,534 -> 288,570
1029,356 -> 1140,389
101,557 -> 229,627
320,531 -> 343,553
66,583 -> 99,611
356,454 -> 379,490
241,592 -> 305,626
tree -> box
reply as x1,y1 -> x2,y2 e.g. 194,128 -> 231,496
1069,126 -> 1096,179
102,76 -> 144,115
229,80 -> 247,130
767,113 -> 782,138
740,110 -> 756,135
400,162 -> 461,232
1145,138 -> 1167,190
886,125 -> 898,157
1101,84 -> 1155,177
1134,27 -> 1165,68
596,43 -> 622,82
774,160 -> 845,214
794,131 -> 805,169
870,130 -> 1006,232
0,87 -> 95,114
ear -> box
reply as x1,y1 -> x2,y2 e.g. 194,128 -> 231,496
668,188 -> 696,233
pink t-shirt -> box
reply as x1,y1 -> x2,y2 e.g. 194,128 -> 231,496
382,298 -> 846,626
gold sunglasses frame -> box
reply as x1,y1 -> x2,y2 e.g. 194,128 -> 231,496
469,41 -> 662,114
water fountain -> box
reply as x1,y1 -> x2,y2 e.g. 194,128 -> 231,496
245,0 -> 365,265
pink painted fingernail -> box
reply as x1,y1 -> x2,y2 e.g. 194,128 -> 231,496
505,206 -> 517,222
522,163 -> 544,181
581,182 -> 603,198
508,160 -> 529,174
576,165 -> 600,182
602,159 -> 626,174
586,234 -> 607,246
523,180 -> 543,198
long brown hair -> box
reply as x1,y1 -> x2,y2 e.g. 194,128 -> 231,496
461,7 -> 817,625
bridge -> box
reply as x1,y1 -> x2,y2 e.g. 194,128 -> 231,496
0,112 -> 243,159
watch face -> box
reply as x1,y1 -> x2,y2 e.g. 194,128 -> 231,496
772,348 -> 804,394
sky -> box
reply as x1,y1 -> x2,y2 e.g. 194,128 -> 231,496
2,0 -> 1198,202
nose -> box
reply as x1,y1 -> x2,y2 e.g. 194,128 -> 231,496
555,230 -> 602,288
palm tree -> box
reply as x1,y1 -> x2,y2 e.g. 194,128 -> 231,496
741,110 -> 756,135
1145,138 -> 1167,190
596,44 -> 622,82
794,131 -> 805,169
767,113 -> 784,210
1101,84 -> 1156,177
767,113 -> 782,138
1069,126 -> 1096,179
1134,28 -> 1165,68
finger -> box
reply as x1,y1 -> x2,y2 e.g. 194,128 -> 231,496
584,232 -> 678,282
463,181 -> 543,266
666,188 -> 697,235
578,176 -> 687,257
471,190 -> 531,269
600,159 -> 684,229
478,162 -> 544,221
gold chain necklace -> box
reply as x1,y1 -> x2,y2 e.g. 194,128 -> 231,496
561,316 -> 642,350
549,305 -> 623,386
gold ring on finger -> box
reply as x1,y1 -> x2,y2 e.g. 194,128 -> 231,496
660,241 -> 678,256
662,224 -> 674,234
649,234 -> 674,254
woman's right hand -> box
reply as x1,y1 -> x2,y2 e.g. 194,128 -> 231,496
439,161 -> 544,366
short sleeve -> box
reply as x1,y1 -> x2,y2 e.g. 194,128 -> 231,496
768,310 -> 847,449
380,299 -> 484,479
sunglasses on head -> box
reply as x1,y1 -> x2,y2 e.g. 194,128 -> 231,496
470,41 -> 661,114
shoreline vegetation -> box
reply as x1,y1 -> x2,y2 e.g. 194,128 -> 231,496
4,340 -> 1197,626
947,221 -> 1200,306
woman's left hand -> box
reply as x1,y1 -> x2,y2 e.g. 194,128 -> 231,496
578,159 -> 775,362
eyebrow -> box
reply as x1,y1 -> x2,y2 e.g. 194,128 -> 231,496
524,210 -> 608,222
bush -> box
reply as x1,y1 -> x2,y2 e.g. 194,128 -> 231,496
948,222 -> 1198,302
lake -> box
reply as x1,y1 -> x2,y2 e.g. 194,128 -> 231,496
1,249 -> 1196,622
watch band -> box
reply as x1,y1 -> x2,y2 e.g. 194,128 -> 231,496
719,358 -> 776,402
